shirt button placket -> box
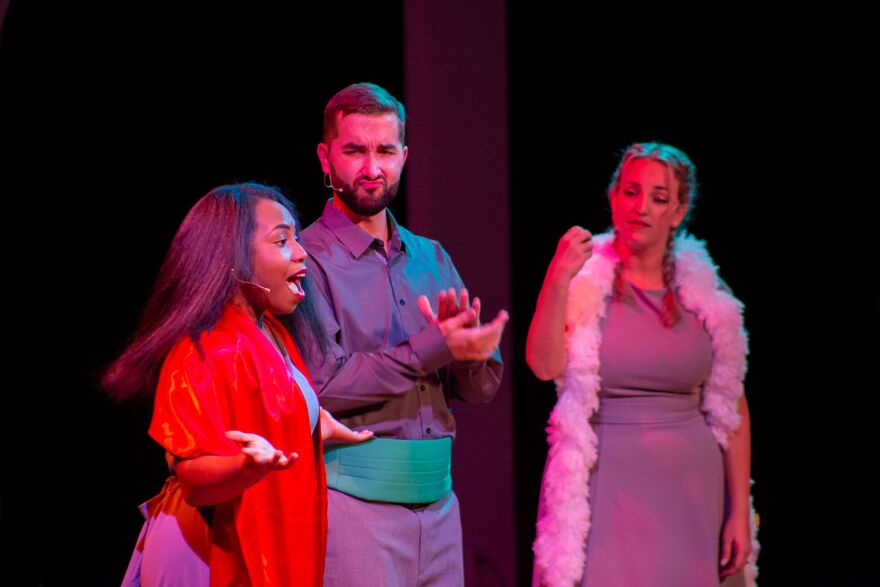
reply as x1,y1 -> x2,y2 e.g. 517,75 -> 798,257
419,383 -> 429,437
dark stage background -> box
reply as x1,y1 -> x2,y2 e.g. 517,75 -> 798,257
2,2 -> 878,586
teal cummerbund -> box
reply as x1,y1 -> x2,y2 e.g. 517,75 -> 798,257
324,437 -> 452,504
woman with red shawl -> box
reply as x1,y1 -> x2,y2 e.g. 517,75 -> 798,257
105,183 -> 370,586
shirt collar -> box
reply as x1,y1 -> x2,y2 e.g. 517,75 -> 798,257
320,198 -> 408,258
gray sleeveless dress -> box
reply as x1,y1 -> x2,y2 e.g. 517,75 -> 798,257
580,283 -> 745,587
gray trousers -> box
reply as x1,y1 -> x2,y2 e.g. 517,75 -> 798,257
324,488 -> 465,587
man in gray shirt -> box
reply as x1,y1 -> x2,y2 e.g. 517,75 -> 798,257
301,82 -> 507,586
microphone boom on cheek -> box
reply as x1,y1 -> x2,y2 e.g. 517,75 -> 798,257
230,268 -> 271,293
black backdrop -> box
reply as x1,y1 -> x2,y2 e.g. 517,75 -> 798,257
509,6 -> 879,586
1,3 -> 406,584
2,2 -> 878,585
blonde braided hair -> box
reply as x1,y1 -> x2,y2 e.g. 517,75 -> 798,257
607,142 -> 698,328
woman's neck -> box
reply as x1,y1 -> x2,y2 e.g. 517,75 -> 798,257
230,291 -> 263,324
230,292 -> 288,359
614,236 -> 666,290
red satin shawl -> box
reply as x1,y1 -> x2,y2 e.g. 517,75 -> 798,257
149,304 -> 326,586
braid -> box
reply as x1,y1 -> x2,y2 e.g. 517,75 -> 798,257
612,230 -> 634,304
606,142 -> 698,327
660,230 -> 681,328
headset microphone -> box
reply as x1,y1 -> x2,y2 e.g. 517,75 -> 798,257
230,268 -> 271,293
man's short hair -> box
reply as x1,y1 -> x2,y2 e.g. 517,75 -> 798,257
323,82 -> 406,144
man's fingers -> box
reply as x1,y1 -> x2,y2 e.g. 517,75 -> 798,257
436,290 -> 445,319
468,310 -> 509,353
472,296 -> 481,325
417,295 -> 436,322
470,310 -> 507,337
485,310 -> 509,338
445,309 -> 508,361
441,288 -> 457,318
425,288 -> 485,324
489,309 -> 509,329
445,307 -> 476,331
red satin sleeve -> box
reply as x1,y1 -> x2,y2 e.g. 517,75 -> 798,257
148,335 -> 243,459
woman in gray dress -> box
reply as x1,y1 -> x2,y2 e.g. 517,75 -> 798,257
527,143 -> 755,587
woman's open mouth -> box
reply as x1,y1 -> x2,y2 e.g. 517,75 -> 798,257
287,268 -> 307,297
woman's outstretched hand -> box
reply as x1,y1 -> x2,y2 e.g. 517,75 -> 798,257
320,408 -> 374,443
225,430 -> 298,470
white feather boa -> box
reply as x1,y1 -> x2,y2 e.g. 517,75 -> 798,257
532,232 -> 759,587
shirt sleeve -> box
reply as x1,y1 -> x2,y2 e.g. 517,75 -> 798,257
148,337 -> 242,459
303,261 -> 455,413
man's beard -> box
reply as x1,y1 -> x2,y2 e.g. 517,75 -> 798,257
329,167 -> 400,217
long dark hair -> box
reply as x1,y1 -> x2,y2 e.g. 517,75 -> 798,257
102,182 -> 327,401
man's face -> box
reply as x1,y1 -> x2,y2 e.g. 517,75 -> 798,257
318,112 -> 408,217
